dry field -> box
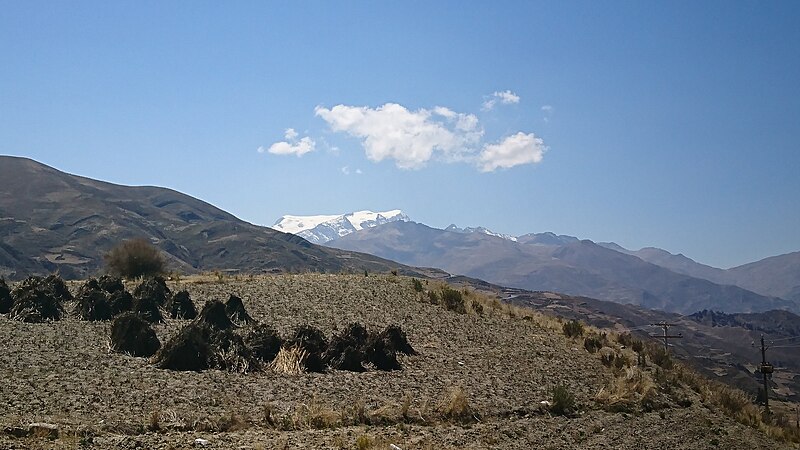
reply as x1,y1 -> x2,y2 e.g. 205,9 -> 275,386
0,274 -> 789,449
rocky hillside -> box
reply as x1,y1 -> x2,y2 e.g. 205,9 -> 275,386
0,156 -> 431,280
0,273 -> 792,448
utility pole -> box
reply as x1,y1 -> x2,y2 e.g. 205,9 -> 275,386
649,322 -> 682,354
757,334 -> 774,415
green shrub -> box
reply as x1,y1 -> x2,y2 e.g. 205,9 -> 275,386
551,384 -> 575,416
649,346 -> 673,369
584,336 -> 603,353
440,286 -> 466,314
562,320 -> 584,338
412,278 -> 424,292
427,290 -> 439,304
105,238 -> 165,279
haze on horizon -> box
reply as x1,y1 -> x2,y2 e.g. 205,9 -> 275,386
1,1 -> 798,269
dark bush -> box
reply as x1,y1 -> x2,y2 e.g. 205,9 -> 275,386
98,275 -> 125,293
105,238 -> 166,279
427,290 -> 440,304
208,329 -> 256,372
110,313 -> 161,357
287,325 -> 328,373
131,292 -> 163,323
562,320 -> 585,338
9,276 -> 64,322
166,290 -> 197,319
551,384 -> 575,416
323,323 -> 369,372
224,294 -> 253,325
412,278 -> 424,292
244,323 -> 283,363
365,333 -> 401,371
440,286 -> 466,314
42,274 -> 73,301
0,278 -> 12,314
77,278 -> 101,298
195,300 -> 233,330
108,290 -> 134,316
74,289 -> 113,321
378,325 -> 417,355
133,277 -> 171,307
584,336 -> 603,353
154,323 -> 212,371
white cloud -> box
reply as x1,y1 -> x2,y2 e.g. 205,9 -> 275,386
259,128 -> 316,157
495,90 -> 520,104
314,103 -> 483,169
541,105 -> 553,123
284,128 -> 299,140
478,132 -> 547,172
482,90 -> 521,111
271,94 -> 547,171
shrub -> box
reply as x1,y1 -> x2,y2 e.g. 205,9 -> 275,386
0,278 -> 12,314
562,320 -> 584,338
9,276 -> 64,322
105,238 -> 165,279
649,346 -> 673,369
440,286 -> 466,314
427,290 -> 440,304
110,313 -> 161,357
471,300 -> 484,316
551,384 -> 576,416
411,278 -> 423,292
437,386 -> 475,422
584,336 -> 603,353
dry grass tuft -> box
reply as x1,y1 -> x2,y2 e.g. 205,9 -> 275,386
269,346 -> 308,375
436,386 -> 476,422
290,399 -> 340,429
595,367 -> 656,412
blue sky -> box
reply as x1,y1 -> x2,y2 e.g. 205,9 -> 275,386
2,1 -> 799,268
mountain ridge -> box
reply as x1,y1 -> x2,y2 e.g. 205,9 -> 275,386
0,156 -> 435,280
327,220 -> 798,314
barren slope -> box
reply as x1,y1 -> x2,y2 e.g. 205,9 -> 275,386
0,274 -> 787,449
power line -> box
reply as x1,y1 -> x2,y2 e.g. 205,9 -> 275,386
649,322 -> 682,354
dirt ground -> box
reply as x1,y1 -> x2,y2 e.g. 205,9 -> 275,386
0,274 -> 787,449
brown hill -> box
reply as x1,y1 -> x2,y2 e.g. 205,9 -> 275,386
0,273 -> 791,448
0,156 -> 436,280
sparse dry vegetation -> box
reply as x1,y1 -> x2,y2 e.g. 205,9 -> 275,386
0,272 -> 795,448
104,238 -> 166,279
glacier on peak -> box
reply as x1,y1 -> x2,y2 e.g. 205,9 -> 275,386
272,209 -> 410,244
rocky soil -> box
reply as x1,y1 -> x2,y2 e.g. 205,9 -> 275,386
0,274 -> 787,449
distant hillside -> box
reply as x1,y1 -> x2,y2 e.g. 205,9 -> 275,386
600,243 -> 800,302
0,156 -> 431,279
727,252 -> 800,302
329,221 -> 798,314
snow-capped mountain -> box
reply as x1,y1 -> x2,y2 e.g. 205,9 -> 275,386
272,210 -> 410,244
444,224 -> 518,242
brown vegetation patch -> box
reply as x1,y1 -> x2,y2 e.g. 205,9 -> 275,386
9,276 -> 65,322
225,294 -> 253,325
165,290 -> 197,320
73,288 -> 113,321
0,278 -> 11,314
110,312 -> 161,357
